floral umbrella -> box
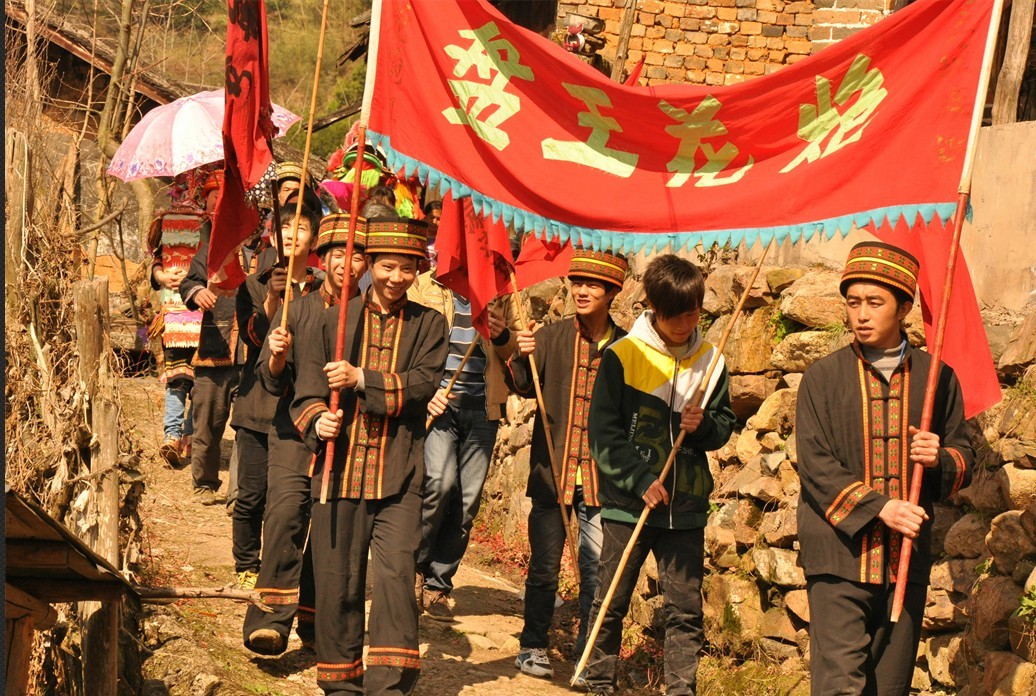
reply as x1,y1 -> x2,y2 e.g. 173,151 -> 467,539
106,89 -> 300,182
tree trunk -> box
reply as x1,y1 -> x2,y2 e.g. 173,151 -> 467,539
5,130 -> 31,317
991,0 -> 1035,124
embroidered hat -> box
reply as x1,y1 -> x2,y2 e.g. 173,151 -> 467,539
275,161 -> 315,187
840,241 -> 919,299
202,169 -> 224,195
364,217 -> 428,258
316,213 -> 367,255
568,247 -> 628,288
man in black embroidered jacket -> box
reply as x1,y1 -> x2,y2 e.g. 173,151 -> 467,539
797,241 -> 973,695
290,217 -> 447,695
241,212 -> 368,656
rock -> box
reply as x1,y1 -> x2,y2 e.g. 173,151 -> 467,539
630,593 -> 665,630
785,589 -> 810,623
778,271 -> 845,329
926,633 -> 965,688
901,303 -> 926,346
751,548 -> 806,588
1026,565 -> 1036,593
778,372 -> 803,391
717,456 -> 763,500
999,312 -> 1036,377
911,665 -> 932,692
704,266 -> 773,315
770,330 -> 850,373
985,318 -> 1019,365
924,588 -> 965,631
959,467 -> 1008,512
708,500 -> 738,529
705,526 -> 740,568
1000,365 -> 1036,441
759,608 -> 797,643
760,432 -> 784,453
733,499 -> 763,548
466,633 -> 497,650
735,429 -> 763,467
931,503 -> 963,556
778,461 -> 801,497
1013,560 -> 1036,586
703,573 -> 765,643
760,506 -> 798,548
1021,497 -> 1036,537
785,432 -> 798,465
970,575 -> 1024,648
997,463 -> 1036,510
740,476 -> 783,505
729,374 -> 779,421
715,432 -> 740,468
766,267 -> 806,294
982,650 -> 1036,696
944,512 -> 991,559
524,278 -> 562,320
141,680 -> 170,696
508,423 -> 532,450
746,388 -> 797,434
758,637 -> 801,661
760,451 -> 786,475
929,559 -> 980,595
1001,438 -> 1036,469
190,673 -> 221,696
706,308 -> 775,374
486,631 -> 515,650
1009,613 -> 1036,663
987,510 -> 1036,575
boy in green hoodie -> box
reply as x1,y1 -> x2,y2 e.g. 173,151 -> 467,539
583,254 -> 736,695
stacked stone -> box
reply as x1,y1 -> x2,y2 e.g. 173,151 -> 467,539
555,0 -> 889,87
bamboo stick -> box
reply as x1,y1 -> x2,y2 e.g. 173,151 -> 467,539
426,338 -> 480,430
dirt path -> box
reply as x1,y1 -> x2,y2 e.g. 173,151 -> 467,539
128,376 -> 639,696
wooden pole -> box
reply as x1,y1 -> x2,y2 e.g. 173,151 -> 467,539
270,177 -> 286,267
990,0 -> 1033,125
572,239 -> 774,684
508,271 -> 581,586
426,338 -> 480,430
318,127 -> 367,504
890,0 -> 1007,623
280,0 -> 332,324
610,0 -> 640,82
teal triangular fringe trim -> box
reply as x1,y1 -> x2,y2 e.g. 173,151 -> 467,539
369,130 -> 959,253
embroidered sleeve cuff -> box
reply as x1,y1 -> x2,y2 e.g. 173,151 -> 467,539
247,315 -> 263,347
944,447 -> 968,496
294,402 -> 328,439
825,481 -> 874,527
382,372 -> 403,417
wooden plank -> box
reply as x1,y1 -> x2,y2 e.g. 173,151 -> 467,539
5,617 -> 34,696
9,578 -> 125,603
610,0 -> 640,82
81,600 -> 119,696
5,583 -> 58,629
991,0 -> 1035,124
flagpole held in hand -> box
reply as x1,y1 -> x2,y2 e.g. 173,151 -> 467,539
280,0 -> 331,326
890,0 -> 1006,623
426,339 -> 480,430
508,271 -> 582,587
571,239 -> 775,685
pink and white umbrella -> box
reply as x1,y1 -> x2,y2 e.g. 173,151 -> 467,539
106,89 -> 300,182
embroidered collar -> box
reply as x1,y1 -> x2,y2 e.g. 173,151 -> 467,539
364,289 -> 408,315
574,315 -> 614,344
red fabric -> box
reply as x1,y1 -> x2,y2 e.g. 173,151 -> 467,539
623,56 -> 645,86
367,0 -> 994,248
435,193 -> 515,338
208,0 -> 274,288
870,216 -> 1001,418
513,234 -> 573,291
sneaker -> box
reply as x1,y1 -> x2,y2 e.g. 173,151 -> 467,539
193,487 -> 217,506
424,590 -> 453,621
246,628 -> 286,656
179,435 -> 192,462
514,647 -> 553,679
415,572 -> 425,612
160,437 -> 180,466
237,570 -> 258,591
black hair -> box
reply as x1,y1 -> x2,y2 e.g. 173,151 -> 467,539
423,200 -> 442,216
643,254 -> 705,318
277,203 -> 321,241
367,185 -> 396,207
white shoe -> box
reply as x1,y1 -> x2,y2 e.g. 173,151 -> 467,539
515,647 -> 553,679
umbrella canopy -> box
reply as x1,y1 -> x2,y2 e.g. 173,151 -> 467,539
107,89 -> 300,182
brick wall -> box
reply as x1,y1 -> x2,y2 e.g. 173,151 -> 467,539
556,0 -> 893,86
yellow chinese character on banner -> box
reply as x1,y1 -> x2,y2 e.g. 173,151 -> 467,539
781,54 -> 887,173
659,96 -> 753,188
541,84 -> 639,178
442,22 -> 534,151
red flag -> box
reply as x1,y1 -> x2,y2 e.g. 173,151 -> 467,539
623,55 -> 645,86
513,234 -> 573,291
870,217 -> 1001,418
208,0 -> 274,289
435,193 -> 515,338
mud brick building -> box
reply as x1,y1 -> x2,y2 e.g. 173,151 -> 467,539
555,0 -> 891,86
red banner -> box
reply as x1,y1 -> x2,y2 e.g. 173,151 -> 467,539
367,0 -> 993,250
208,0 -> 274,288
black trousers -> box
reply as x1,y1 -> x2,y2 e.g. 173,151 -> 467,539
243,455 -> 317,651
190,366 -> 238,491
806,575 -> 927,696
233,427 -> 269,572
584,520 -> 705,696
311,471 -> 422,695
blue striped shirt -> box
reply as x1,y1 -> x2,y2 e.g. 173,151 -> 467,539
441,296 -> 487,409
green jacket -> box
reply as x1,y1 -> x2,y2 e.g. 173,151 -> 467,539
589,311 -> 736,529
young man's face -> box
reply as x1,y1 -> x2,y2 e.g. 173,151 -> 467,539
845,282 -> 910,350
569,276 -> 618,319
652,306 -> 701,347
367,253 -> 418,305
324,247 -> 369,293
277,179 -> 301,207
278,218 -> 314,260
